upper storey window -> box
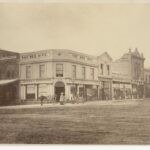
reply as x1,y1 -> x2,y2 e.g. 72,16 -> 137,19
26,66 -> 32,79
80,56 -> 85,60
90,68 -> 94,80
107,65 -> 110,75
82,67 -> 86,79
56,64 -> 63,77
39,64 -> 45,78
100,64 -> 103,75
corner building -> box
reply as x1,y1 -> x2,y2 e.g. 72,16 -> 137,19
20,49 -> 99,101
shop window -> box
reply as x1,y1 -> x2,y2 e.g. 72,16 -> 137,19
79,87 -> 84,97
39,64 -> 45,78
26,85 -> 35,99
71,86 -> 77,95
39,84 -> 48,97
56,64 -> 63,77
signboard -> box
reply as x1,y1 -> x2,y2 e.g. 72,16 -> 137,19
21,79 -> 51,84
21,51 -> 51,61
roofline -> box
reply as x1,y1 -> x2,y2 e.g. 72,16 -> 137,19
0,48 -> 19,54
97,51 -> 113,60
20,49 -> 98,58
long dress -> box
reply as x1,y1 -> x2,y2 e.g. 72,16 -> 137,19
60,94 -> 64,105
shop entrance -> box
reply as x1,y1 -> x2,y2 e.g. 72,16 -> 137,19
100,81 -> 111,100
55,81 -> 65,102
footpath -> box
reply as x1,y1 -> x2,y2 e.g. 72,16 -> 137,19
0,99 -> 144,109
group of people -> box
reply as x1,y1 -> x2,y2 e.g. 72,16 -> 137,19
38,92 -> 83,106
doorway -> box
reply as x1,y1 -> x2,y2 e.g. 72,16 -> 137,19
55,81 -> 65,102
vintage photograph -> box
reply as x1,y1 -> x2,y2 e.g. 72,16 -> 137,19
0,0 -> 150,145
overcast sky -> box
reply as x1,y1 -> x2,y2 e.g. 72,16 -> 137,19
0,3 -> 150,67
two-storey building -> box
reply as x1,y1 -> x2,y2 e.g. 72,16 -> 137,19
97,52 -> 112,100
20,49 -> 99,102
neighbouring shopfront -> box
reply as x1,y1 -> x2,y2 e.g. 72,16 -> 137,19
69,83 -> 98,101
113,82 -> 132,100
132,84 -> 144,99
0,79 -> 19,105
85,85 -> 98,100
99,80 -> 111,100
145,84 -> 150,98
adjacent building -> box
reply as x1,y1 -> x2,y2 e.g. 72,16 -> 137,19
0,49 -> 20,105
112,48 -> 145,100
97,52 -> 112,100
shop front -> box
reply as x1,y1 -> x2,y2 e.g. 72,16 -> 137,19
54,81 -> 65,102
99,80 -> 111,100
113,82 -> 132,100
20,79 -> 53,101
132,84 -> 144,99
145,84 -> 150,98
85,85 -> 98,101
69,83 -> 98,101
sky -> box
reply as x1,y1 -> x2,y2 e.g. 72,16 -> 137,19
0,2 -> 150,67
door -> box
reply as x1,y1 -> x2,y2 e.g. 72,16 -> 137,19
55,81 -> 65,102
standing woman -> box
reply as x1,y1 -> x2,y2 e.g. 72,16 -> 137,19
60,92 -> 64,105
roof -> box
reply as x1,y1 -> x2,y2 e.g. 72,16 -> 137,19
0,49 -> 19,54
0,79 -> 18,85
97,52 -> 112,61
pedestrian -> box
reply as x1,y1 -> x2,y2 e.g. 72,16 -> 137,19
70,93 -> 73,103
39,95 -> 45,106
60,92 -> 64,105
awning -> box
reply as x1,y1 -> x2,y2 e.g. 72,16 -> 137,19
0,79 -> 18,85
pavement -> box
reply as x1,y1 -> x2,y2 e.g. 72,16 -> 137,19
0,99 -> 144,109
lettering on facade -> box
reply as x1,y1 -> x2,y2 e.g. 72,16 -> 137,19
21,78 -> 51,84
21,52 -> 50,61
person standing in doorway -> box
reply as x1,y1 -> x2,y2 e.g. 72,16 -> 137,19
60,92 -> 64,105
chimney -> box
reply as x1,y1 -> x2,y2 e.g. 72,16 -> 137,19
129,48 -> 131,53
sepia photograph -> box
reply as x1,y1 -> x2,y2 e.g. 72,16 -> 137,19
0,0 -> 150,146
